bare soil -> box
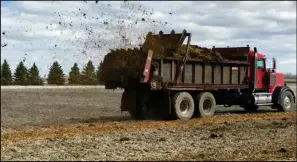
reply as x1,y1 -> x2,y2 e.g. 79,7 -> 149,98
2,86 -> 295,128
1,85 -> 296,161
1,114 -> 296,161
1,88 -> 126,128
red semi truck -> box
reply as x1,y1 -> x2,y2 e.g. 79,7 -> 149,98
119,30 -> 296,120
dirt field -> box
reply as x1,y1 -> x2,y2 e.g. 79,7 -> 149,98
1,87 -> 125,128
1,84 -> 295,128
1,84 -> 296,161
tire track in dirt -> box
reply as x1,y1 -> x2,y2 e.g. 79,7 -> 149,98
2,112 -> 296,144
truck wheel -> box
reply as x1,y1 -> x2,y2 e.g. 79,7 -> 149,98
172,92 -> 195,120
196,92 -> 216,118
278,91 -> 294,112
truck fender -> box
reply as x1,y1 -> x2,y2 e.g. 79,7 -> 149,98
272,86 -> 296,105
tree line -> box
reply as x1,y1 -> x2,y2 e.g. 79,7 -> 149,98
1,60 -> 104,85
284,73 -> 297,80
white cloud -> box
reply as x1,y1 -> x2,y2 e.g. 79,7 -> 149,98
279,59 -> 296,65
1,1 -> 296,76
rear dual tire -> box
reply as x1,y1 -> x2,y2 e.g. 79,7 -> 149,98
172,92 -> 216,120
196,92 -> 216,118
172,92 -> 195,120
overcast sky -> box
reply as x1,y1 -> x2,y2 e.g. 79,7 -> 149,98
1,1 -> 296,76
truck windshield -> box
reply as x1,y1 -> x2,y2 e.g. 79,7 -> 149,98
257,60 -> 265,69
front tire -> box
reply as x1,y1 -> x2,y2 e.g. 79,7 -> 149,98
172,92 -> 195,120
196,92 -> 216,118
277,91 -> 295,112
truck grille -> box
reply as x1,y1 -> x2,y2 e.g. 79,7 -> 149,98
270,73 -> 276,86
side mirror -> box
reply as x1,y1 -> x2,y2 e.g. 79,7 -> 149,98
273,58 -> 276,70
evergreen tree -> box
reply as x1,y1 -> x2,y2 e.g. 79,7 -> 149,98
47,61 -> 65,85
96,61 -> 104,85
28,63 -> 43,85
81,60 -> 97,85
1,60 -> 13,85
13,61 -> 28,85
68,63 -> 81,85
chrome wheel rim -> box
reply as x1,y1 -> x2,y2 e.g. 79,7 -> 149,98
284,96 -> 291,109
203,99 -> 212,112
180,100 -> 190,114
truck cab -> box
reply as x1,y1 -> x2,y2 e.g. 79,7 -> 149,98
243,48 -> 295,113
247,49 -> 285,92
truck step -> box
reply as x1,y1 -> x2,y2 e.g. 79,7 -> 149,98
256,103 -> 274,106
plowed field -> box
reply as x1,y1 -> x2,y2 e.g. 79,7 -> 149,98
1,85 -> 296,161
